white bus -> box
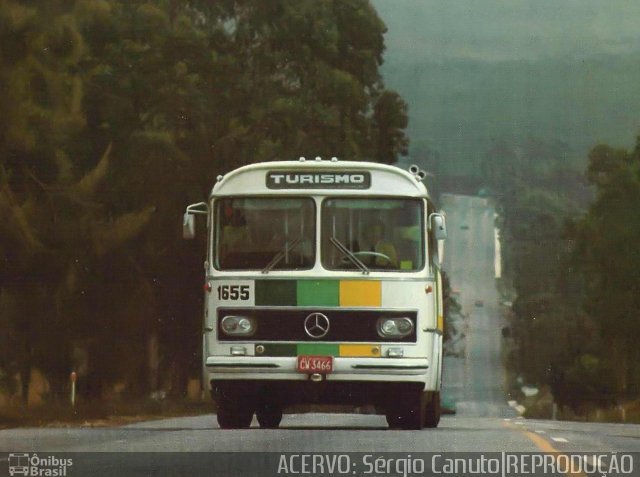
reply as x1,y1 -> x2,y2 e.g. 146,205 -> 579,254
183,158 -> 447,430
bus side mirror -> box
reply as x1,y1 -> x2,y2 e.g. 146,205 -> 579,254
183,213 -> 195,239
430,213 -> 447,240
182,202 -> 209,240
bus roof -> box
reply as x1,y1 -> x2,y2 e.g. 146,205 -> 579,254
210,160 -> 430,198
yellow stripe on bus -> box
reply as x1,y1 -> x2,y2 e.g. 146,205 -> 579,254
339,344 -> 381,357
339,281 -> 381,307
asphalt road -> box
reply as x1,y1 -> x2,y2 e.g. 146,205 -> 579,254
440,193 -> 512,419
1,194 -> 639,476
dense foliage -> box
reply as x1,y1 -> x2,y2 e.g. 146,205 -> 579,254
0,0 -> 408,402
487,135 -> 640,412
572,139 -> 640,398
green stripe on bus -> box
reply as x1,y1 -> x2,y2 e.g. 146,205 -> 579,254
297,280 -> 339,306
297,343 -> 340,356
258,343 -> 340,357
259,344 -> 297,357
255,280 -> 297,306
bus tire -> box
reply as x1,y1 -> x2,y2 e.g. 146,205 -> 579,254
216,401 -> 254,429
423,391 -> 440,428
256,405 -> 283,429
386,392 -> 424,430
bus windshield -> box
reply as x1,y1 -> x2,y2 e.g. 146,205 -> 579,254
215,198 -> 315,270
321,198 -> 424,272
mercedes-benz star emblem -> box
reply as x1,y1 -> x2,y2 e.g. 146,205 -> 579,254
304,313 -> 330,339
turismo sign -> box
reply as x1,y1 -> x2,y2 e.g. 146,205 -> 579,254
266,170 -> 371,189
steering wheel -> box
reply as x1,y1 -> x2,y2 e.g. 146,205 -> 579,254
353,250 -> 392,264
348,251 -> 393,265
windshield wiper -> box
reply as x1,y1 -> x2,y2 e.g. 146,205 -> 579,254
330,237 -> 369,275
262,237 -> 302,274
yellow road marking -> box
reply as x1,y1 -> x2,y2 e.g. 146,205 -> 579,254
503,421 -> 587,477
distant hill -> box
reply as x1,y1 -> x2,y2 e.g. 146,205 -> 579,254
381,53 -> 640,177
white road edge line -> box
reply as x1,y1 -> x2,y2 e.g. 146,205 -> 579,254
534,430 -> 546,434
551,437 -> 568,443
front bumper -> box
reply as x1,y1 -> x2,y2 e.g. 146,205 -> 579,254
205,356 -> 429,382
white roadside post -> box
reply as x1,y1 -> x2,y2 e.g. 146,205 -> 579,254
70,371 -> 77,409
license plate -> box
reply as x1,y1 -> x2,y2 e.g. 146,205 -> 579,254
297,355 -> 333,374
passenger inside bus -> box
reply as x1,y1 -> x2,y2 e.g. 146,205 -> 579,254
217,198 -> 315,270
220,207 -> 249,257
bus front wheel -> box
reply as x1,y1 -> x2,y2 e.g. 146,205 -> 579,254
386,391 -> 440,430
423,391 -> 441,428
216,400 -> 254,429
386,393 -> 423,430
256,404 -> 283,429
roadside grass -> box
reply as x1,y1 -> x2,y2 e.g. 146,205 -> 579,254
521,391 -> 640,424
0,398 -> 212,429
0,401 -> 396,429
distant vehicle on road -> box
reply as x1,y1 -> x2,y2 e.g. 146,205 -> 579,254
474,300 -> 484,307
460,224 -> 469,230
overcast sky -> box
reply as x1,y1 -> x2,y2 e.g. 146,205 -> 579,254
372,0 -> 640,62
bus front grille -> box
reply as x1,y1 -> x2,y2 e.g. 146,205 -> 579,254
216,308 -> 417,343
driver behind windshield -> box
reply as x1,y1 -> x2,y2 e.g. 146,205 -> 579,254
361,219 -> 398,267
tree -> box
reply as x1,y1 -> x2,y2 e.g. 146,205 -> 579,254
371,90 -> 409,164
573,138 -> 640,395
0,0 -> 411,402
77,0 -> 410,393
0,0 -> 154,401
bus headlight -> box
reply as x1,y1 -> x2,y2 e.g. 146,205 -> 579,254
377,317 -> 414,338
221,315 -> 256,336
